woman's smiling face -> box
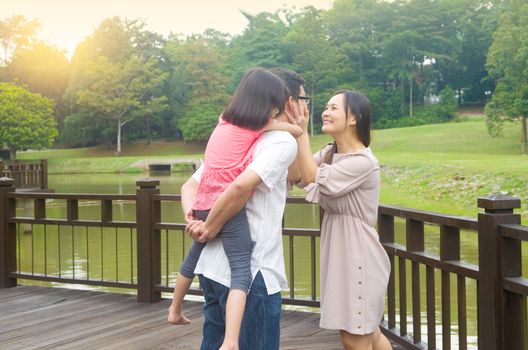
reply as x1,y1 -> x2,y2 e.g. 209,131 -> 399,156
321,93 -> 351,135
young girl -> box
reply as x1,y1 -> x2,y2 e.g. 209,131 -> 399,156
168,68 -> 302,350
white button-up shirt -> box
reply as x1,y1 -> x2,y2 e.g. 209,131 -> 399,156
193,131 -> 297,294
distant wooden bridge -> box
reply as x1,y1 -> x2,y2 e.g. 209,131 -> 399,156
129,158 -> 202,173
0,160 -> 48,191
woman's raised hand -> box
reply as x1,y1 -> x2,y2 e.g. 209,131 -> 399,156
296,99 -> 309,132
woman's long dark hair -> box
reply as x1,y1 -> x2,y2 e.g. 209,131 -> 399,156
323,90 -> 372,164
222,68 -> 290,130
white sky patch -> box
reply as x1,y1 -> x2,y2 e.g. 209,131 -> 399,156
1,0 -> 334,58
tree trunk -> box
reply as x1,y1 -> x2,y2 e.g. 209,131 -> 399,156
409,77 -> 413,118
400,78 -> 405,115
9,146 -> 16,161
522,115 -> 527,154
116,119 -> 122,157
310,80 -> 315,137
358,54 -> 364,81
146,113 -> 152,145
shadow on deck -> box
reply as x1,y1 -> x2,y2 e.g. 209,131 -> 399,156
0,285 -> 352,350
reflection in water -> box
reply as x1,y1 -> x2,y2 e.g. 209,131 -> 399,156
49,172 -> 188,195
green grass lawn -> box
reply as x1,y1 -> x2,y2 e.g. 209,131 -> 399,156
374,118 -> 528,221
297,117 -> 528,222
18,117 -> 528,222
18,141 -> 205,174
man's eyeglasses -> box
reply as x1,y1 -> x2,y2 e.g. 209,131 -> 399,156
297,95 -> 311,103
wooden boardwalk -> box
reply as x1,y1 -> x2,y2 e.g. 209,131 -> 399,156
0,285 -> 346,350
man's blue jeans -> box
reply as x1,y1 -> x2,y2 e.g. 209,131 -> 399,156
198,271 -> 282,350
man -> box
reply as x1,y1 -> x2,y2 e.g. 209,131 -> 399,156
181,68 -> 309,350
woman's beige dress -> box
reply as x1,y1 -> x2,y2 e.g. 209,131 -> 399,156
304,145 -> 391,335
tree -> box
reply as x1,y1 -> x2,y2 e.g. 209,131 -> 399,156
0,83 -> 57,159
283,6 -> 350,134
3,42 -> 71,131
435,0 -> 502,104
122,23 -> 167,144
3,42 -> 70,101
380,0 -> 454,117
164,36 -> 231,141
64,17 -> 168,152
0,15 -> 40,66
234,11 -> 289,68
74,56 -> 168,156
485,0 -> 528,153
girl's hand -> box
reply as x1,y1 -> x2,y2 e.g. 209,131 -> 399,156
184,210 -> 195,224
185,220 -> 217,243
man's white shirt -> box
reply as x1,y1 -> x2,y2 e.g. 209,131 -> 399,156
193,130 -> 297,295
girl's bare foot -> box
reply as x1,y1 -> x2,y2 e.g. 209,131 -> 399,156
167,305 -> 191,325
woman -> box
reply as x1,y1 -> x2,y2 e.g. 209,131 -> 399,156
295,90 -> 392,350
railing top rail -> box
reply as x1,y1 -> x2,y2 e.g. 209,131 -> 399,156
9,217 -> 136,228
379,204 -> 478,230
503,276 -> 528,296
2,159 -> 44,164
499,223 -> 528,241
154,194 -> 309,204
153,194 -> 181,201
7,192 -> 136,201
286,196 -> 310,204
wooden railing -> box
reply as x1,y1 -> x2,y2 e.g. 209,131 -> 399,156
0,178 -> 526,349
0,159 -> 48,190
377,197 -> 527,350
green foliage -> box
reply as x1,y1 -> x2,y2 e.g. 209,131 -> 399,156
163,36 -> 230,140
0,15 -> 40,65
3,42 -> 70,101
179,103 -> 222,142
375,87 -> 457,129
234,12 -> 289,68
60,111 -> 114,147
485,0 -> 528,152
64,18 -> 168,155
3,41 -> 71,134
1,1 -> 509,149
0,83 -> 57,159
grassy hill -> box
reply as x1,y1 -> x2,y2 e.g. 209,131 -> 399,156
374,118 -> 527,220
18,117 -> 528,221
303,117 -> 528,220
18,141 -> 205,174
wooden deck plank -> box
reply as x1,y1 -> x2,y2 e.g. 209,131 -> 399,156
0,290 -> 131,335
1,296 -> 154,346
0,285 -> 403,349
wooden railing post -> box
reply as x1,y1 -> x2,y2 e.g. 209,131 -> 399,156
406,219 -> 424,345
477,194 -> 521,350
378,212 -> 396,330
136,179 -> 161,303
500,204 -> 527,350
40,159 -> 48,190
0,177 -> 16,288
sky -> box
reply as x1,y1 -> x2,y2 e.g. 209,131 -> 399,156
1,0 -> 334,58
